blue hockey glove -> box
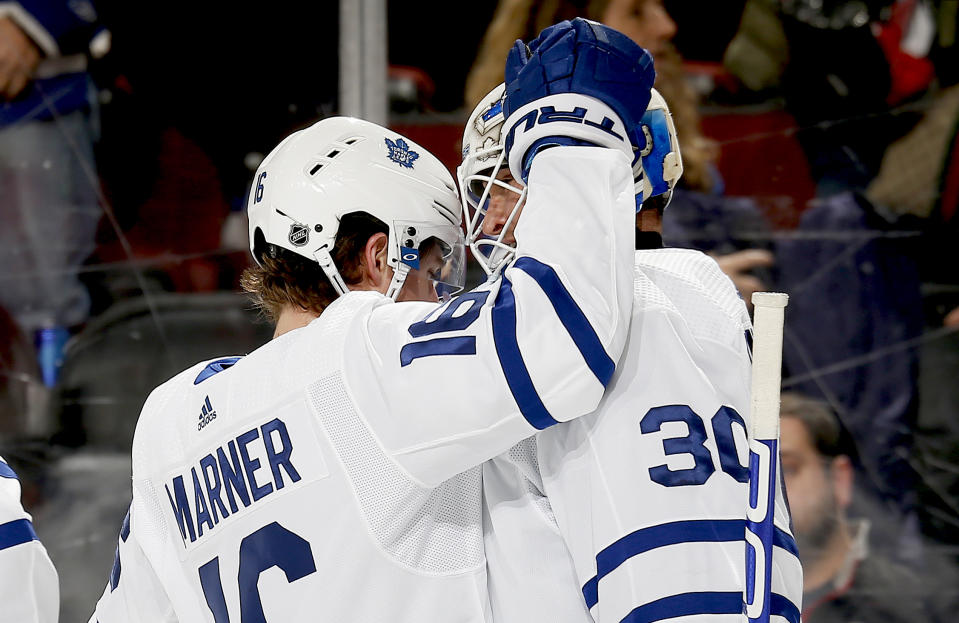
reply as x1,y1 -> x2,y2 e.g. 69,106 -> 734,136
502,17 -> 656,183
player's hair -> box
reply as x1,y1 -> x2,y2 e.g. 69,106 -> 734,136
240,212 -> 388,322
779,391 -> 846,459
464,0 -> 717,192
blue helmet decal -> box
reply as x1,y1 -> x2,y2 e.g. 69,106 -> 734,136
400,246 -> 420,269
640,109 -> 674,198
385,137 -> 420,168
481,99 -> 503,122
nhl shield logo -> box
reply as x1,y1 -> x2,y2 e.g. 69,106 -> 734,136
385,137 -> 419,169
288,223 -> 310,247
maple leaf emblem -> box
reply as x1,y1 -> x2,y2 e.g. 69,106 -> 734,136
385,137 -> 420,169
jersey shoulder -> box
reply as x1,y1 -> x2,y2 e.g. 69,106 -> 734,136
634,248 -> 751,354
635,248 -> 750,328
0,456 -> 30,525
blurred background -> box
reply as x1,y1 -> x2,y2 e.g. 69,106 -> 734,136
1,0 -> 958,620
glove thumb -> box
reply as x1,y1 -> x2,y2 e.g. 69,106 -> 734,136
505,39 -> 532,84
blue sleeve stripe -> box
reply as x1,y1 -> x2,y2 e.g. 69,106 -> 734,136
582,519 -> 800,609
773,526 -> 799,558
770,592 -> 802,623
0,519 -> 39,551
582,576 -> 598,610
618,592 -> 800,623
491,276 -> 560,430
120,507 -> 131,542
621,592 -> 741,622
110,545 -> 122,591
110,506 -> 133,591
400,336 -> 476,367
0,460 -> 18,480
512,257 -> 615,386
596,520 -> 742,581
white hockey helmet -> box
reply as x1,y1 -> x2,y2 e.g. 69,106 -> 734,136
637,88 -> 684,212
456,83 -> 528,277
248,116 -> 466,301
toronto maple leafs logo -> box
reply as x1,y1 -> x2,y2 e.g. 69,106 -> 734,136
385,137 -> 419,169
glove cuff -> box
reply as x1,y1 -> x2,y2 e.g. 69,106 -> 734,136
503,93 -> 634,183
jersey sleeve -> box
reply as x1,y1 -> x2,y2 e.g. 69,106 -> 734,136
348,146 -> 637,487
0,457 -> 59,623
88,384 -> 183,623
88,502 -> 179,623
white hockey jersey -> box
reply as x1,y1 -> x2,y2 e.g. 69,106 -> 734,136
0,455 -> 59,623
485,249 -> 803,623
89,146 -> 638,623
483,439 -> 593,623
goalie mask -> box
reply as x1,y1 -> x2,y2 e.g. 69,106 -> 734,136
457,83 -> 528,278
637,88 -> 684,212
458,85 -> 683,277
248,116 -> 466,301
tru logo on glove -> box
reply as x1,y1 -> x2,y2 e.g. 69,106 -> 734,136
503,101 -> 626,159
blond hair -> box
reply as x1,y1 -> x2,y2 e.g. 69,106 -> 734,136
241,212 -> 387,322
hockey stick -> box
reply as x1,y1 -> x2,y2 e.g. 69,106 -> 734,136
744,292 -> 788,623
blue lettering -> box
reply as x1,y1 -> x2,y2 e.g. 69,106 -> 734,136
504,110 -> 538,159
200,454 -> 228,523
261,419 -> 301,490
165,475 -> 196,543
193,468 -> 214,537
537,106 -> 587,124
237,428 -> 273,502
583,115 -> 624,140
217,442 -> 251,513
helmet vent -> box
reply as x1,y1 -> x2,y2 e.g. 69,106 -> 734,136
309,163 -> 324,175
433,200 -> 458,224
326,149 -> 341,159
343,137 -> 361,145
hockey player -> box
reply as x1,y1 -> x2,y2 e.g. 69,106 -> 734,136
459,19 -> 804,622
0,455 -> 59,623
88,20 -> 656,622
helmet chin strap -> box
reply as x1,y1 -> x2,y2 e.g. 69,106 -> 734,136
313,246 -> 350,297
315,245 -> 411,301
384,261 -> 411,301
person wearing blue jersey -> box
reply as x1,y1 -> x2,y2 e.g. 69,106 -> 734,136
0,1 -> 110,387
458,18 -> 804,622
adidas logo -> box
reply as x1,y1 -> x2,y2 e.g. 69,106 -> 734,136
198,396 -> 217,431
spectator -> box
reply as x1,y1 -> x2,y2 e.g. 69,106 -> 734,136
464,0 -> 775,307
0,1 -> 109,388
466,0 -> 717,194
779,391 -> 953,622
723,0 -> 936,196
